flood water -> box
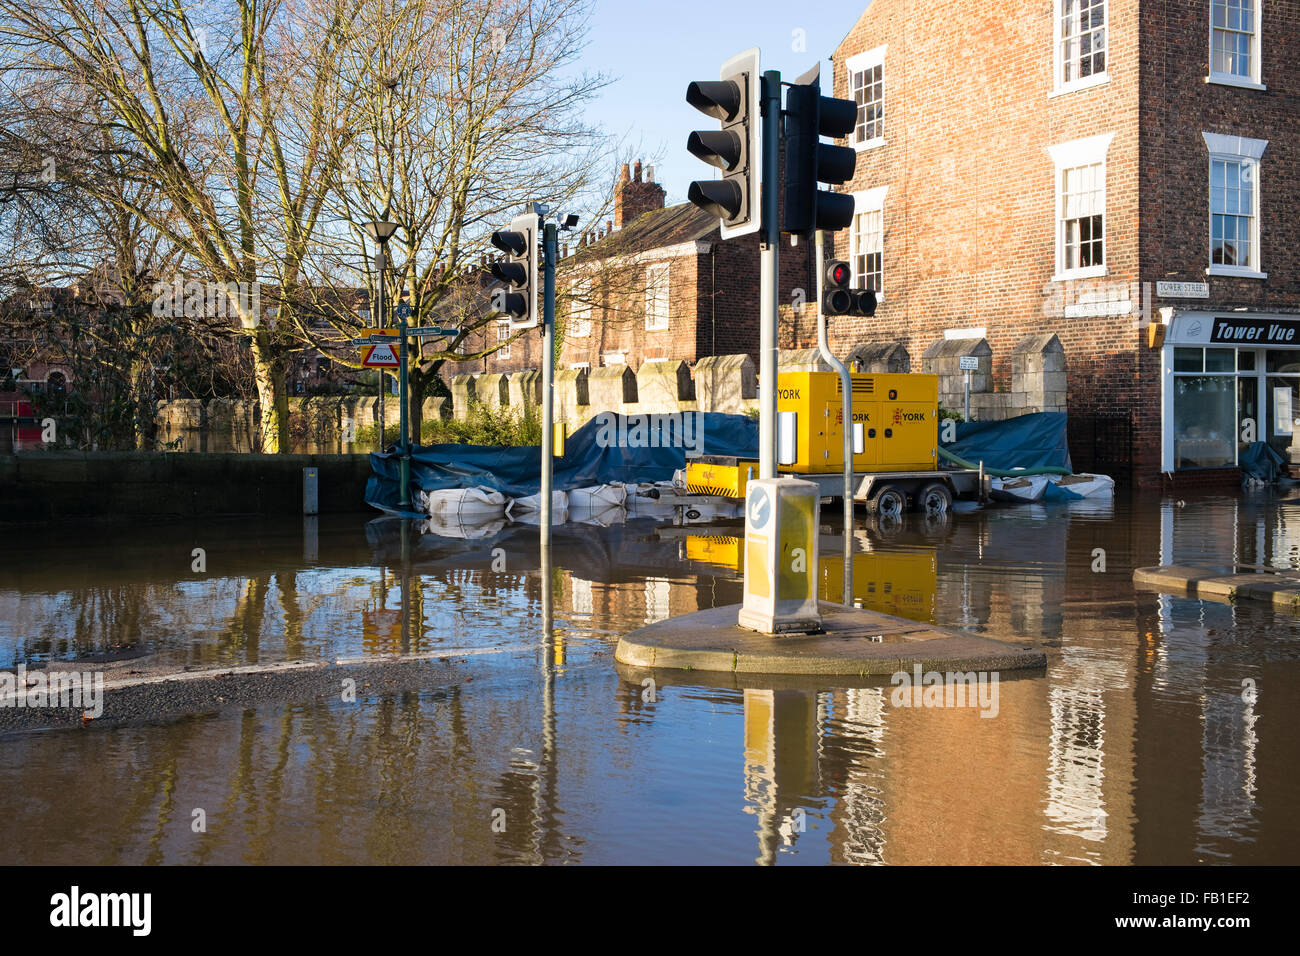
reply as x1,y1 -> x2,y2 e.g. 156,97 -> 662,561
1,491 -> 1298,865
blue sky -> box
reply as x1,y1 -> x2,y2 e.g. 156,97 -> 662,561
576,0 -> 872,205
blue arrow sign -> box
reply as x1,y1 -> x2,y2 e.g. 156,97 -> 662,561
747,486 -> 771,531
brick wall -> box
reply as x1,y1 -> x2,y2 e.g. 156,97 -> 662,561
831,0 -> 1154,475
830,0 -> 1300,483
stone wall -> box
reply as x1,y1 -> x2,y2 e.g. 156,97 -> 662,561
145,337 -> 1068,454
443,341 -> 1068,429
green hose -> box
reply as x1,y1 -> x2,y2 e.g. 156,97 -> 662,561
938,445 -> 1072,477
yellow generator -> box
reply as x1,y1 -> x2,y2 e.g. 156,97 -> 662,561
686,372 -> 939,498
777,371 -> 937,472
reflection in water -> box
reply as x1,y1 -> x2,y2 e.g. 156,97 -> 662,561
1,493 -> 1298,863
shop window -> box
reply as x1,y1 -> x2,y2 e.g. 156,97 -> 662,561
1175,347 -> 1204,372
1174,376 -> 1237,468
1266,350 -> 1300,374
1206,348 -> 1236,372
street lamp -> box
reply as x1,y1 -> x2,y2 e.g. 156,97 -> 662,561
361,219 -> 411,508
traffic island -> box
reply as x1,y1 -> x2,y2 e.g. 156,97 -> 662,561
615,601 -> 1046,676
1134,564 -> 1300,611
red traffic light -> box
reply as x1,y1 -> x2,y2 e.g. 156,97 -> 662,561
828,261 -> 851,286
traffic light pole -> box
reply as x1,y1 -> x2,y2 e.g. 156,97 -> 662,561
758,69 -> 781,480
815,229 -> 854,606
540,221 -> 557,547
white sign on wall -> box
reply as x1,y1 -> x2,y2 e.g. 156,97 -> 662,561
1156,281 -> 1210,299
1275,387 -> 1293,437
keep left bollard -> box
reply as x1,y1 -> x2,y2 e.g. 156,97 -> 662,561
738,477 -> 822,635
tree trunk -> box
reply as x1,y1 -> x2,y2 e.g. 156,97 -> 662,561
250,333 -> 288,453
408,368 -> 430,446
129,359 -> 154,451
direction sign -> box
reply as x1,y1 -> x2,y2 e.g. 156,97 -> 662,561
350,335 -> 398,345
409,326 -> 461,338
363,341 -> 400,368
746,485 -> 771,531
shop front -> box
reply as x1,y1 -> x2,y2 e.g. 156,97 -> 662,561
1162,311 -> 1300,473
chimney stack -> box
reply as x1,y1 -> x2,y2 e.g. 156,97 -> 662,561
614,157 -> 667,229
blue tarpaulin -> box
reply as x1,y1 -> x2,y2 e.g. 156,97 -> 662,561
367,408 -> 1075,512
941,412 -> 1073,472
1239,441 -> 1286,482
366,411 -> 759,511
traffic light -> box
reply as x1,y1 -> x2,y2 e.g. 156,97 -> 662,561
685,47 -> 761,239
783,63 -> 857,237
489,211 -> 539,328
823,259 -> 877,317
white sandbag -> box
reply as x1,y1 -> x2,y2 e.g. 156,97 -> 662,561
569,484 -> 627,509
506,491 -> 569,524
424,487 -> 507,522
989,474 -> 1049,503
1050,473 -> 1115,499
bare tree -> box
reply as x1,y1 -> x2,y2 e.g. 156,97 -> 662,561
293,0 -> 621,439
0,0 -> 366,451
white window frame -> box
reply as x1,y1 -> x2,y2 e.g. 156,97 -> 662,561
1203,132 -> 1268,279
1207,0 -> 1265,90
845,45 -> 886,151
1052,0 -> 1110,97
850,186 -> 887,301
495,319 -> 511,360
569,279 -> 592,337
644,263 -> 669,331
1048,132 -> 1114,281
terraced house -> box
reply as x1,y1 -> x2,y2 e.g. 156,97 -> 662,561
830,0 -> 1300,485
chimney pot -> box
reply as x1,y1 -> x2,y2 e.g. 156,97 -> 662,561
633,160 -> 642,181
646,165 -> 655,183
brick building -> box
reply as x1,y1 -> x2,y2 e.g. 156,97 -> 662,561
478,160 -> 814,375
830,0 -> 1300,484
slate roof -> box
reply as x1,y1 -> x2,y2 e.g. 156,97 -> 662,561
575,202 -> 718,261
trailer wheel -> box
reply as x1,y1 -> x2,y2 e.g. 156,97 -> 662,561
917,481 -> 953,518
869,484 -> 907,519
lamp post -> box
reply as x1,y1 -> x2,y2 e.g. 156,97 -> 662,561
362,219 -> 409,508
